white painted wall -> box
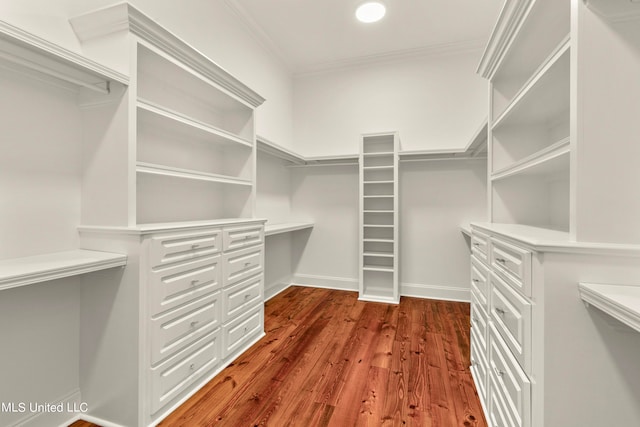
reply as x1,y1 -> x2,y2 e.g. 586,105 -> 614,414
0,0 -> 294,149
293,51 -> 488,156
256,153 -> 295,298
290,166 -> 360,291
400,159 -> 487,301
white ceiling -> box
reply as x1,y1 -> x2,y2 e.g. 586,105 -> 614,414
226,0 -> 504,74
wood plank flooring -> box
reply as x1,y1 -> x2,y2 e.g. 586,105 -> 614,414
70,287 -> 486,427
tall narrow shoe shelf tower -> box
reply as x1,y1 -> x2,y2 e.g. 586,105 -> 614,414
359,132 -> 400,303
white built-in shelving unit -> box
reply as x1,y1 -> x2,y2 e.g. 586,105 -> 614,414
359,132 -> 399,303
578,282 -> 640,334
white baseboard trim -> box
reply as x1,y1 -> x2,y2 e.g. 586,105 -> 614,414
292,274 -> 359,292
400,282 -> 470,302
6,388 -> 81,427
265,281 -> 293,301
76,414 -> 127,427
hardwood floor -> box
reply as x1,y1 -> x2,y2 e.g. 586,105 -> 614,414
70,287 -> 486,426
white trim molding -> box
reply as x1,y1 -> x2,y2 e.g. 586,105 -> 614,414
292,274 -> 359,292
69,2 -> 265,107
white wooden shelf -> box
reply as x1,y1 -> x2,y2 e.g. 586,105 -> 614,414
363,224 -> 394,228
136,162 -> 252,186
138,99 -> 253,149
364,210 -> 394,213
363,152 -> 394,157
264,222 -> 314,236
363,265 -> 394,272
460,224 -> 473,237
364,195 -> 393,199
256,136 -> 305,165
0,20 -> 128,94
579,282 -> 640,333
492,137 -> 570,181
0,250 -> 127,291
363,165 -> 393,170
493,37 -> 570,130
363,180 -> 394,184
363,238 -> 394,243
363,252 -> 394,258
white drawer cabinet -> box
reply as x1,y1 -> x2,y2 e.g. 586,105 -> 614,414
143,221 -> 265,419
150,328 -> 221,414
490,239 -> 532,297
471,230 -> 490,265
222,305 -> 263,359
222,273 -> 263,323
223,224 -> 264,252
489,272 -> 531,372
470,326 -> 489,404
150,291 -> 221,365
471,256 -> 490,313
223,244 -> 264,287
148,255 -> 222,316
489,323 -> 531,427
149,229 -> 222,267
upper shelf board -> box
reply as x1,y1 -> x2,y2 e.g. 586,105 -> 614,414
265,222 -> 314,236
0,19 -> 128,94
0,249 -> 127,291
579,282 -> 640,333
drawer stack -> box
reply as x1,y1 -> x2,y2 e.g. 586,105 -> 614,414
220,224 -> 265,359
145,223 -> 264,415
470,228 -> 533,427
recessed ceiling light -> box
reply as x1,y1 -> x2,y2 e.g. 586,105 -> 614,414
356,2 -> 386,23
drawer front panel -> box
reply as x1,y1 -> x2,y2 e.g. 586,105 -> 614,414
489,272 -> 531,372
222,273 -> 263,323
489,324 -> 531,427
471,256 -> 489,314
222,225 -> 264,252
470,293 -> 488,353
222,306 -> 263,359
470,327 -> 488,404
151,291 -> 221,365
489,375 -> 519,427
471,231 -> 490,265
149,229 -> 222,267
223,245 -> 263,287
150,328 -> 220,414
149,255 -> 222,316
490,238 -> 532,297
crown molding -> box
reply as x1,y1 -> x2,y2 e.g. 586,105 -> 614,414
69,2 -> 265,107
476,0 -> 535,79
294,38 -> 487,77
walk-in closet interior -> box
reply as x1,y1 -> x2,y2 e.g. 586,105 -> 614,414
1,0 -> 640,426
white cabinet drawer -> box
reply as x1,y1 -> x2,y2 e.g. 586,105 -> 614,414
149,229 -> 222,268
489,272 -> 531,372
150,328 -> 220,414
150,291 -> 221,365
471,230 -> 490,266
149,255 -> 222,316
471,255 -> 490,313
470,326 -> 488,404
488,374 -> 518,427
221,273 -> 263,323
489,323 -> 531,427
490,238 -> 532,297
223,244 -> 263,287
222,305 -> 263,359
471,292 -> 488,353
222,224 -> 264,252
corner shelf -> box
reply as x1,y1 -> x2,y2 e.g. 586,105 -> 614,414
264,222 -> 314,237
0,250 -> 127,291
136,162 -> 252,186
579,282 -> 640,333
